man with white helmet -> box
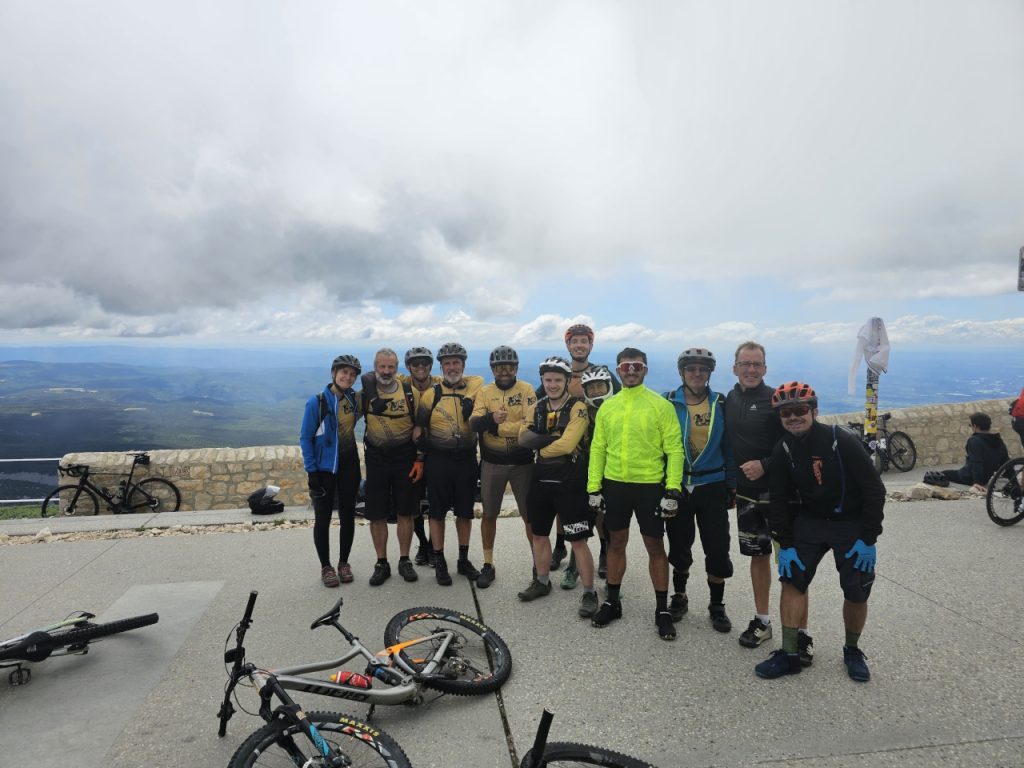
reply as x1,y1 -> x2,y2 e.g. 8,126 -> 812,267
469,345 -> 538,589
415,342 -> 484,586
664,347 -> 737,635
517,356 -> 597,616
401,346 -> 441,566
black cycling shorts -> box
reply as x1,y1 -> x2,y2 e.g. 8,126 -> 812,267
602,479 -> 665,538
363,456 -> 418,521
425,453 -> 477,521
526,479 -> 592,540
783,517 -> 875,604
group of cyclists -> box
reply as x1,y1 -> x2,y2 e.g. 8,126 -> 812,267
299,325 -> 886,683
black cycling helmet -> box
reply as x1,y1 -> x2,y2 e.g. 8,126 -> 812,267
539,356 -> 572,378
489,345 -> 519,366
436,342 -> 468,362
331,354 -> 362,374
677,347 -> 716,372
404,346 -> 433,366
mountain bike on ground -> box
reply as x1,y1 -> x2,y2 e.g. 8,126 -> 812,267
41,451 -> 181,516
520,709 -> 659,768
0,610 -> 159,686
845,413 -> 917,472
217,591 -> 512,767
985,456 -> 1024,526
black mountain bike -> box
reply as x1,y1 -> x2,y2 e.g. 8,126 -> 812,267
845,413 -> 917,472
985,456 -> 1024,526
41,451 -> 181,516
0,610 -> 159,686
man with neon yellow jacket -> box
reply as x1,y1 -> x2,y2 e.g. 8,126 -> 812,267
586,347 -> 684,640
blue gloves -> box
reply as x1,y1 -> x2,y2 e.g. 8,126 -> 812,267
777,547 -> 806,579
844,539 -> 876,572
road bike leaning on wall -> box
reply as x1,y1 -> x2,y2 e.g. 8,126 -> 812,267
845,413 -> 917,473
41,451 -> 181,516
217,591 -> 512,767
985,456 -> 1024,526
0,610 -> 159,686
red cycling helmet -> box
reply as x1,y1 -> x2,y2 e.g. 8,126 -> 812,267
564,323 -> 594,344
771,381 -> 817,409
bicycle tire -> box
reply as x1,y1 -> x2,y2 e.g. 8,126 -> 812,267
520,742 -> 657,768
126,477 -> 181,512
986,457 -> 1024,527
887,431 -> 917,472
227,710 -> 412,768
382,605 -> 512,695
48,613 -> 159,647
41,485 -> 99,517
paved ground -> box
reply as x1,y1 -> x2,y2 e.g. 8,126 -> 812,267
1,464 -> 1022,767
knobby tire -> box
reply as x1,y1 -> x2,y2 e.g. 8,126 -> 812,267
520,741 -> 657,768
382,605 -> 512,695
227,710 -> 412,768
41,485 -> 99,517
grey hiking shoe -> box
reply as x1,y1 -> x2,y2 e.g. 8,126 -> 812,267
517,578 -> 552,602
578,591 -> 599,618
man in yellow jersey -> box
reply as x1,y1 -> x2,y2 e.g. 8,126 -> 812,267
517,356 -> 597,616
403,346 -> 441,566
559,323 -> 620,586
469,346 -> 537,589
361,348 -> 422,587
415,342 -> 484,586
664,348 -> 737,635
587,348 -> 684,639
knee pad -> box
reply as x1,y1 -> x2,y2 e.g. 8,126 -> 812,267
705,554 -> 734,580
669,549 -> 694,572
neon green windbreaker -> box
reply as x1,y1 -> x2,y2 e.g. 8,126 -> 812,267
587,384 -> 683,492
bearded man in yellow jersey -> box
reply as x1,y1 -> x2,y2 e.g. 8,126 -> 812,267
415,342 -> 484,586
468,346 -> 537,589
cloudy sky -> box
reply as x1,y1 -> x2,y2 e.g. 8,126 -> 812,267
1,1 -> 1022,352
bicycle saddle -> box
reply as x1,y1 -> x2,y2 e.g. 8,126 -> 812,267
310,597 -> 344,630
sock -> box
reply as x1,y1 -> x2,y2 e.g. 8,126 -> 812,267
377,558 -> 388,566
537,574 -> 550,585
655,590 -> 668,612
782,626 -> 800,654
673,569 -> 689,594
399,555 -> 410,563
583,586 -> 596,594
845,630 -> 861,649
756,613 -> 771,625
458,545 -> 469,562
483,548 -> 493,566
799,627 -> 810,636
708,580 -> 725,605
606,583 -> 621,603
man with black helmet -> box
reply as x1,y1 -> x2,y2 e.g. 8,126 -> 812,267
755,382 -> 885,683
401,346 -> 442,565
586,348 -> 683,640
415,342 -> 484,586
299,354 -> 363,588
664,347 -> 737,635
469,345 -> 537,589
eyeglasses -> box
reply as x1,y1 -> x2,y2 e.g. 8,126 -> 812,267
617,362 -> 647,374
779,405 -> 811,419
735,361 -> 765,370
682,365 -> 711,374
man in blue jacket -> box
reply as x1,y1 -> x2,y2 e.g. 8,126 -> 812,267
665,348 -> 737,634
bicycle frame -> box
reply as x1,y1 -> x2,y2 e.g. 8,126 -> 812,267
58,453 -> 150,513
0,612 -> 94,657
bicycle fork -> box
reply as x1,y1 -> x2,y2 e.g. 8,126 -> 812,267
253,671 -> 350,768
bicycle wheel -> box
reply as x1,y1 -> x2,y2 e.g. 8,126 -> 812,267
986,458 -> 1024,527
41,485 -> 99,517
127,478 -> 181,512
48,613 -> 159,648
383,606 -> 512,695
887,431 -> 917,472
520,742 -> 657,768
227,710 -> 412,768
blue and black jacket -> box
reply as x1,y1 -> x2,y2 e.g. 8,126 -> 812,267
665,385 -> 736,489
299,384 -> 358,474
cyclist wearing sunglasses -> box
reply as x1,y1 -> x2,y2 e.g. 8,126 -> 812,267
402,347 -> 442,568
586,348 -> 684,639
469,346 -> 538,589
663,347 -> 737,636
558,323 -> 621,587
755,381 -> 886,683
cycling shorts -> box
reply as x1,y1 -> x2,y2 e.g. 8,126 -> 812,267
783,517 -> 875,603
425,452 -> 478,521
526,479 -> 592,540
479,460 -> 532,520
602,479 -> 665,538
363,456 -> 418,521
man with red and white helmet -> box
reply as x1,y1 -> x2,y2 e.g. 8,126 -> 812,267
558,322 -> 620,586
755,382 -> 886,683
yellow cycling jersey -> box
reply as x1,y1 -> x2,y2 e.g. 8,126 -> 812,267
332,386 -> 361,453
399,373 -> 443,410
520,397 -> 590,460
687,397 -> 711,458
471,380 -> 537,464
416,376 -> 484,453
363,384 -> 416,457
587,384 -> 682,491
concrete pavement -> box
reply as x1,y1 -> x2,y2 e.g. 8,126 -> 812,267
1,464 -> 1022,767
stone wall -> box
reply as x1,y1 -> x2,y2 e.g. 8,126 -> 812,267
818,398 -> 1019,466
59,397 -> 1021,512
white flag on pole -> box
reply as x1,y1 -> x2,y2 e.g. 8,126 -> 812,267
848,317 -> 890,394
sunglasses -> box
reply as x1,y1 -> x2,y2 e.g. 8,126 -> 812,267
617,362 -> 647,374
779,405 -> 811,419
682,364 -> 711,374
408,360 -> 432,368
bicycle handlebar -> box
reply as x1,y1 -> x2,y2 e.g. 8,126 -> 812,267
59,464 -> 89,477
218,591 -> 258,737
